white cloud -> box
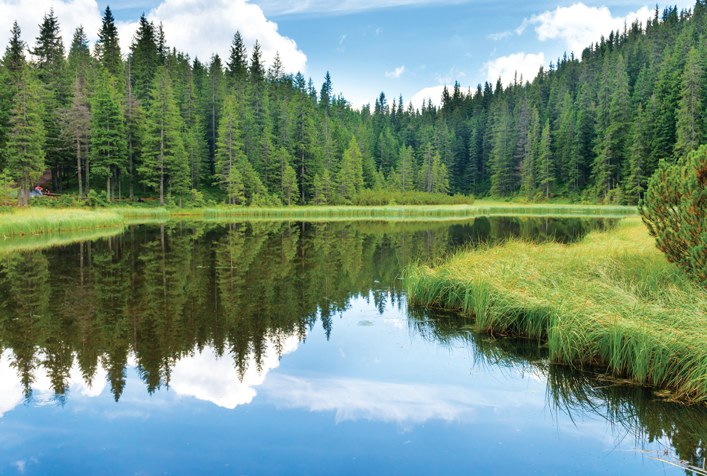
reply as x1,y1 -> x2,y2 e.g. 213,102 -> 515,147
525,3 -> 652,54
385,65 -> 405,79
0,0 -> 102,52
483,52 -> 545,87
170,337 -> 299,409
120,0 -> 307,73
488,30 -> 512,41
262,374 -> 529,429
253,0 -> 467,16
409,85 -> 448,110
0,0 -> 306,75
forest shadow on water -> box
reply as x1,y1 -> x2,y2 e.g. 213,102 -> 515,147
2,216 -> 703,474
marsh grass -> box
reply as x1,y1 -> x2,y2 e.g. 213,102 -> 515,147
0,203 -> 637,236
405,217 -> 707,403
0,209 -> 125,237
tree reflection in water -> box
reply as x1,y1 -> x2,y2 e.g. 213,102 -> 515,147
11,217 -> 697,463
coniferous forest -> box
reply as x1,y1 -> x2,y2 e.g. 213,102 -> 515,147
1,4 -> 706,207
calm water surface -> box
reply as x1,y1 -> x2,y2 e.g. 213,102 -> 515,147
0,217 -> 704,475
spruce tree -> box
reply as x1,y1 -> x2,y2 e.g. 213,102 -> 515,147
94,7 -> 122,76
130,15 -> 159,103
32,9 -> 68,191
139,67 -> 186,206
90,70 -> 126,201
214,93 -> 245,204
675,47 -> 703,157
6,70 -> 46,206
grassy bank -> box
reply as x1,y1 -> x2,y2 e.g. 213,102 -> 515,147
405,217 -> 707,403
0,202 -> 638,237
0,209 -> 125,237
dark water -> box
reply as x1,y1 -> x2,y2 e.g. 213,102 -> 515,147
0,217 -> 703,475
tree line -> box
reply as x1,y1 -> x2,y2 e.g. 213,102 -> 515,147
1,3 -> 707,206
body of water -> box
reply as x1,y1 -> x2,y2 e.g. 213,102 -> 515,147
0,217 -> 702,475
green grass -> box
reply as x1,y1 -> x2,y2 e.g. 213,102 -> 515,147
405,217 -> 707,403
0,202 -> 638,237
0,209 -> 125,237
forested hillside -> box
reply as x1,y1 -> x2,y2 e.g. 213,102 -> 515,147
0,4 -> 705,206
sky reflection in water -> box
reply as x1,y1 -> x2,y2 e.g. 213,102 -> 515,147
0,217 -> 699,475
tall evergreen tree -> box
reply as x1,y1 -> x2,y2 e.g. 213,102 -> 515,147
94,6 -> 122,76
90,70 -> 126,201
675,47 -> 703,157
139,67 -> 186,206
6,70 -> 46,206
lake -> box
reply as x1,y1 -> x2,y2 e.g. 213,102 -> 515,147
0,216 -> 703,475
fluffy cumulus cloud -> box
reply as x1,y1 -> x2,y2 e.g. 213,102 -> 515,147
0,0 -> 102,49
409,84 -> 448,109
523,3 -> 652,55
385,65 -> 405,79
169,337 -> 300,409
483,52 -> 545,86
119,0 -> 307,73
0,0 -> 306,74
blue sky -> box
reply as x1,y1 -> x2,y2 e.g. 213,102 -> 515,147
1,0 -> 696,108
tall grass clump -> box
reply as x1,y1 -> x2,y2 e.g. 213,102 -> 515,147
0,208 -> 124,236
405,217 -> 707,403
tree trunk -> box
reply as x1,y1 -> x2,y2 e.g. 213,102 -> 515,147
77,137 -> 83,198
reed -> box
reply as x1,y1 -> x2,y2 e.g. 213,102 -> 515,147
405,217 -> 707,403
0,209 -> 125,237
0,203 -> 638,237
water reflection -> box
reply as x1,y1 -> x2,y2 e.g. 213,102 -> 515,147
408,307 -> 707,472
0,217 -> 610,402
7,217 -> 704,473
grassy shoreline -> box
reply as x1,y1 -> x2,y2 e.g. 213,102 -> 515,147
0,202 -> 637,237
405,217 -> 707,403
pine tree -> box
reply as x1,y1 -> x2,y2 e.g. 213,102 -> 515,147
90,70 -> 126,201
226,31 -> 248,90
397,145 -> 415,191
130,15 -> 159,103
282,162 -> 299,205
66,27 -> 91,85
337,139 -> 364,200
625,104 -> 648,204
138,67 -> 185,206
5,70 -> 46,206
537,119 -> 553,199
675,47 -> 703,157
61,76 -> 90,198
214,93 -> 245,204
32,9 -> 68,191
94,6 -> 122,76
0,21 -> 25,169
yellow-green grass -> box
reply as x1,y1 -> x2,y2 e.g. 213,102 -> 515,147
0,203 -> 638,237
405,217 -> 707,403
0,209 -> 125,237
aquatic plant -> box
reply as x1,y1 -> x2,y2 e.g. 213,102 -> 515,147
405,217 -> 707,403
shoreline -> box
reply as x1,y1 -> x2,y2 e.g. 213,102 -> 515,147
0,203 -> 638,237
405,217 -> 707,404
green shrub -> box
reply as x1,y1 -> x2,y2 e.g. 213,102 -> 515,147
352,190 -> 474,206
86,190 -> 108,207
641,145 -> 707,285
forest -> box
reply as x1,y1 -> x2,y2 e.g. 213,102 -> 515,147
0,3 -> 706,207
